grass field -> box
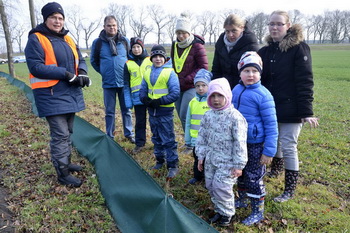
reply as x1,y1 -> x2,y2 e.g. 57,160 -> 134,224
0,44 -> 349,232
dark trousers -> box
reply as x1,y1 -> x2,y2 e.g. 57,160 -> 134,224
192,147 -> 204,180
134,105 -> 147,147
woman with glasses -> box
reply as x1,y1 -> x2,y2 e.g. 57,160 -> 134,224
258,10 -> 319,203
211,14 -> 259,90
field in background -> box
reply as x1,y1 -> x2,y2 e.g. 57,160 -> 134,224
0,44 -> 349,232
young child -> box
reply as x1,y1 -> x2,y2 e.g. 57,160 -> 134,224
196,78 -> 248,227
139,44 -> 180,179
231,51 -> 278,225
184,68 -> 212,185
124,37 -> 153,153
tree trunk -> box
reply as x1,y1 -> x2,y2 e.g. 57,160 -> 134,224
0,0 -> 15,77
28,0 -> 36,28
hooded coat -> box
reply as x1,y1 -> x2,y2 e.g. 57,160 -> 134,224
24,23 -> 87,118
258,24 -> 314,123
211,27 -> 259,90
170,34 -> 209,92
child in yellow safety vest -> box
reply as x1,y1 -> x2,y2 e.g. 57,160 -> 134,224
124,37 -> 152,154
184,69 -> 212,184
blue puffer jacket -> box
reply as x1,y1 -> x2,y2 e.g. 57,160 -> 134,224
24,24 -> 87,118
139,58 -> 180,116
90,30 -> 129,88
232,81 -> 278,157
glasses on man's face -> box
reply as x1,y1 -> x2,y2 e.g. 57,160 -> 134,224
268,22 -> 286,27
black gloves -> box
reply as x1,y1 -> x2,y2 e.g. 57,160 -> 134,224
142,97 -> 152,106
149,99 -> 161,108
66,71 -> 91,88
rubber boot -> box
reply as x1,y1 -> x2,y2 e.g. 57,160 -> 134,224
53,158 -> 82,187
235,189 -> 249,208
266,157 -> 284,178
242,197 -> 264,226
274,169 -> 299,202
68,154 -> 82,172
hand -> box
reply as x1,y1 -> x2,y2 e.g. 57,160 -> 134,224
142,97 -> 152,106
260,154 -> 273,165
149,99 -> 161,108
231,169 -> 242,177
301,117 -> 319,128
69,74 -> 91,87
197,160 -> 204,172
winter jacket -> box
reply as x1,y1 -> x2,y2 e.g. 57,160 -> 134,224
232,81 -> 278,157
211,28 -> 259,90
195,105 -> 248,170
170,35 -> 208,92
90,30 -> 129,88
139,58 -> 180,116
123,49 -> 152,108
258,24 -> 314,123
24,23 -> 87,118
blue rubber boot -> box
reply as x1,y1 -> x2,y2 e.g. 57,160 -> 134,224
242,198 -> 264,226
235,189 -> 249,208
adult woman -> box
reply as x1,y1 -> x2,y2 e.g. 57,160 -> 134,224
25,2 -> 91,187
211,14 -> 259,90
258,10 -> 319,202
170,13 -> 208,137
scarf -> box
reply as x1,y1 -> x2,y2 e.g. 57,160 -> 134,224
177,33 -> 194,48
107,35 -> 118,56
223,32 -> 243,52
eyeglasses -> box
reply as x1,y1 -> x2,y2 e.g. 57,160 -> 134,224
268,22 -> 286,27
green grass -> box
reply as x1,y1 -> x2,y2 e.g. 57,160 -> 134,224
0,44 -> 350,232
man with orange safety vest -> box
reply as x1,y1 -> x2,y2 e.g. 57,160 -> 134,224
24,2 -> 91,187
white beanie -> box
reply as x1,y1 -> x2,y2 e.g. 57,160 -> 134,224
176,13 -> 191,33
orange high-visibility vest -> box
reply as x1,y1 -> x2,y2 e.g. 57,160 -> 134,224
29,32 -> 79,89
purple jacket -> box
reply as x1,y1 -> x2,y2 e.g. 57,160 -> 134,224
171,34 -> 208,92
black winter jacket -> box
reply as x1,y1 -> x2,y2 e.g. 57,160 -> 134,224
211,28 -> 259,89
258,24 -> 314,123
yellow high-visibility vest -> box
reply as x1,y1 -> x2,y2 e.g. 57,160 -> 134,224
189,97 -> 210,138
126,57 -> 152,93
173,43 -> 192,73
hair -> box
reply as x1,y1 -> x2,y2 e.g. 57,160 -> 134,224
104,15 -> 118,25
223,14 -> 246,28
269,10 -> 291,24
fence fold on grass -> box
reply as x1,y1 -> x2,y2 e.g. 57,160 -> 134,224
1,72 -> 218,233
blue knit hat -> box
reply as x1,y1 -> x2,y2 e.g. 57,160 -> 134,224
194,69 -> 212,85
41,2 -> 65,22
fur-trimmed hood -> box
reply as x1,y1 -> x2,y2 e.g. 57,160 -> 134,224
264,24 -> 304,52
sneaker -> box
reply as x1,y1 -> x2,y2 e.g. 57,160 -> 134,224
188,177 -> 201,185
152,163 -> 164,170
132,145 -> 144,154
167,167 -> 179,178
273,192 -> 293,203
208,213 -> 222,224
218,215 -> 232,227
126,136 -> 135,144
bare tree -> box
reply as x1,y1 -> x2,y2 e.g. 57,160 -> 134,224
0,0 -> 14,76
65,5 -> 82,47
288,9 -> 304,24
129,6 -> 153,42
147,4 -> 169,44
12,23 -> 27,53
165,14 -> 177,42
246,12 -> 269,44
104,3 -> 131,36
304,15 -> 315,43
81,17 -> 101,49
199,11 -> 217,45
28,0 -> 36,28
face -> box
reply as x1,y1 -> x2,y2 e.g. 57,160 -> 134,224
240,66 -> 261,86
210,92 -> 226,109
132,44 -> 143,56
152,55 -> 165,67
176,30 -> 190,42
268,14 -> 291,42
104,19 -> 118,37
224,24 -> 244,42
195,81 -> 208,96
45,13 -> 64,33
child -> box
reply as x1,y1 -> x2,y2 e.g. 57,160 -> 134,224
184,68 -> 212,184
124,37 -> 153,153
139,44 -> 180,179
196,78 -> 248,227
231,51 -> 278,225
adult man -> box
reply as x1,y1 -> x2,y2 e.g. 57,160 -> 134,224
90,15 -> 135,142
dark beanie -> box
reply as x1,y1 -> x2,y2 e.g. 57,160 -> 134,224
150,44 -> 167,61
130,37 -> 144,49
41,2 -> 65,22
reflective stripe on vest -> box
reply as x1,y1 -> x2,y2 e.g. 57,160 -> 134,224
144,67 -> 174,107
189,98 -> 210,138
174,43 -> 192,73
126,57 -> 152,93
29,32 -> 79,89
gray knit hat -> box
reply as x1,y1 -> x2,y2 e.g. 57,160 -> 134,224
175,13 -> 191,33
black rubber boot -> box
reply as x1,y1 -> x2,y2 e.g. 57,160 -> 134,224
68,155 -> 82,172
274,169 -> 299,202
53,158 -> 82,187
266,157 -> 284,178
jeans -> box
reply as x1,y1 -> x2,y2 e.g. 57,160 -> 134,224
275,123 -> 303,171
46,113 -> 75,162
103,87 -> 134,138
175,88 -> 196,132
134,105 -> 147,147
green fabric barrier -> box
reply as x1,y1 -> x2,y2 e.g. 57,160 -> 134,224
1,72 -> 218,233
